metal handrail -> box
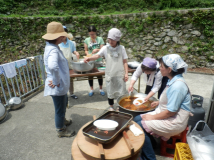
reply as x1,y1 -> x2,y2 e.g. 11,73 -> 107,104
0,55 -> 45,107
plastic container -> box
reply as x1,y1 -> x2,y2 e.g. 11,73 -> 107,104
188,95 -> 205,130
174,143 -> 194,160
187,121 -> 214,160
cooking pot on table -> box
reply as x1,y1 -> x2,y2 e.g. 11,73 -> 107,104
117,93 -> 158,117
71,59 -> 95,72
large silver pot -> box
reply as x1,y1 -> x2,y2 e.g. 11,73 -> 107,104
71,59 -> 95,72
0,103 -> 8,123
117,93 -> 158,117
8,97 -> 23,110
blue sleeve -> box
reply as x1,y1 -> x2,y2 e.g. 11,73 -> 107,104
69,40 -> 76,53
166,82 -> 188,112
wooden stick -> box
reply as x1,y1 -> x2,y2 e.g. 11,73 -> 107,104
123,131 -> 134,156
93,115 -> 105,160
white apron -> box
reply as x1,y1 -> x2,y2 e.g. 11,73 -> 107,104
105,46 -> 126,99
59,42 -> 77,70
141,79 -> 190,141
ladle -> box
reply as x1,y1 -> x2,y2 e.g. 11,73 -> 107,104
86,61 -> 92,67
125,91 -> 132,102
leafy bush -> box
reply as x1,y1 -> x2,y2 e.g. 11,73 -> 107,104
0,0 -> 14,14
157,0 -> 214,10
1,0 -> 214,15
98,7 -> 105,14
53,0 -> 66,8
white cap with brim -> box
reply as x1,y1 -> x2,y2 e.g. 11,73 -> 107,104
42,22 -> 69,40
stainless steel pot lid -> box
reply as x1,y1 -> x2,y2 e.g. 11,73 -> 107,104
9,97 -> 22,105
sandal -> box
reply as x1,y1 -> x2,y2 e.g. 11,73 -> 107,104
70,94 -> 78,99
108,107 -> 115,111
100,90 -> 105,96
88,91 -> 94,97
115,106 -> 119,112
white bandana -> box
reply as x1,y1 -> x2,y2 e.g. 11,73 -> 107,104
162,54 -> 188,73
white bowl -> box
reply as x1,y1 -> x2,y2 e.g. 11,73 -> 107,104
93,119 -> 119,131
133,98 -> 145,106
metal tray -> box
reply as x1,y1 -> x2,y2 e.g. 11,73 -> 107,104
82,111 -> 133,144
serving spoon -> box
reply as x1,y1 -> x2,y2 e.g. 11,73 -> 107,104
125,91 -> 132,102
86,61 -> 92,67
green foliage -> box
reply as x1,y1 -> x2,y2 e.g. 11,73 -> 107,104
0,0 -> 14,14
53,0 -> 66,8
1,8 -> 214,64
1,0 -> 214,16
98,7 -> 105,14
154,0 -> 214,10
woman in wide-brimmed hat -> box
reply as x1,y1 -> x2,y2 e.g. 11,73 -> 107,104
42,22 -> 75,138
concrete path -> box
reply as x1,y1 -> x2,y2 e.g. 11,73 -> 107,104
0,72 -> 213,160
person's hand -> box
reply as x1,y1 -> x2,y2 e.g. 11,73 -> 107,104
48,80 -> 60,88
76,52 -> 80,59
144,97 -> 149,103
92,49 -> 99,54
128,85 -> 134,93
124,73 -> 128,82
151,101 -> 159,108
142,114 -> 154,121
84,57 -> 90,63
85,53 -> 91,57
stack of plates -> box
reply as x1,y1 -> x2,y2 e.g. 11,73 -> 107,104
93,119 -> 118,131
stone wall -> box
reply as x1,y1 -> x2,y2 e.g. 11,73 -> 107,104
64,9 -> 214,68
1,8 -> 214,68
